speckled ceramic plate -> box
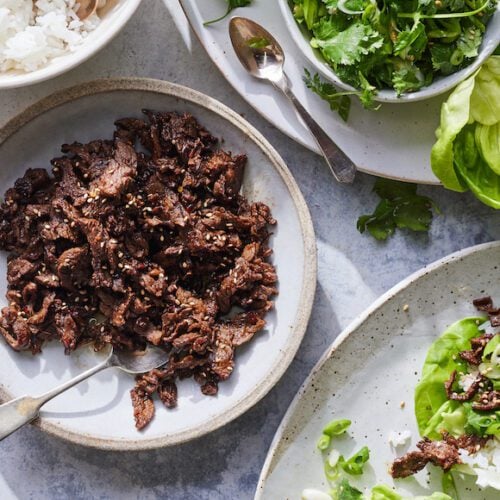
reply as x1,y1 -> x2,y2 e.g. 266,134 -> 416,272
0,79 -> 316,450
257,241 -> 500,499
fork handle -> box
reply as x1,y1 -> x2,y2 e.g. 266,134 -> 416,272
0,357 -> 111,441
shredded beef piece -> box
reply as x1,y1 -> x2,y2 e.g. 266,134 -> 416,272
390,451 -> 429,478
0,111 -> 277,431
444,370 -> 483,401
390,432 -> 490,479
473,296 -> 500,327
459,333 -> 494,365
130,388 -> 155,430
472,390 -> 500,411
416,437 -> 461,471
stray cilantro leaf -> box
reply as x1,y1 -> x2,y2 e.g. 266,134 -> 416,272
303,70 -> 378,120
246,36 -> 270,49
331,478 -> 363,500
304,69 -> 351,121
204,0 -> 252,26
357,179 -> 439,241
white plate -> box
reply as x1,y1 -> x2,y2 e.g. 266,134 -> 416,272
0,0 -> 142,89
257,241 -> 500,499
179,0 -> 457,184
0,79 -> 316,450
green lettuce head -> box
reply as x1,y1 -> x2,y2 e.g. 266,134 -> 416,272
431,56 -> 500,209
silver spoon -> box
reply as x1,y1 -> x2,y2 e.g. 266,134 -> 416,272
229,17 -> 356,184
0,344 -> 167,441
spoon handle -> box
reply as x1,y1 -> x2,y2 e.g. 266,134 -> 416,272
277,76 -> 356,184
0,357 -> 111,441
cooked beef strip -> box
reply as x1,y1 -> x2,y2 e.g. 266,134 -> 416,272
390,433 -> 489,478
390,451 -> 429,478
472,390 -> 500,411
459,333 -> 494,365
0,111 -> 277,430
444,370 -> 483,401
473,296 -> 500,327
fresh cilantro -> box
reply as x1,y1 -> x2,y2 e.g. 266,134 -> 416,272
312,23 -> 384,66
393,19 -> 428,59
204,0 -> 252,26
303,70 -> 378,120
291,0 -> 496,96
456,26 -> 482,58
303,69 -> 351,121
357,179 -> 439,241
331,478 -> 363,500
392,62 -> 427,95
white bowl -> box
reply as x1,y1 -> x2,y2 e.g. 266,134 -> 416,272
279,0 -> 500,103
0,0 -> 142,90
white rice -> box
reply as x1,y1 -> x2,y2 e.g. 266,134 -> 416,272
458,437 -> 500,490
388,429 -> 412,449
0,0 -> 104,73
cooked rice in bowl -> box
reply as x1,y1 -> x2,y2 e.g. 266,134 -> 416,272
0,0 -> 106,73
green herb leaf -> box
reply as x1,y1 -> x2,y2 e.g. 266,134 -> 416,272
313,22 -> 384,66
204,0 -> 252,26
357,179 -> 438,241
331,478 -> 363,500
303,69 -> 351,121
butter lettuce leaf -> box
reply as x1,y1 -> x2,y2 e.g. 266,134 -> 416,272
453,125 -> 500,209
431,56 -> 500,207
414,318 -> 482,438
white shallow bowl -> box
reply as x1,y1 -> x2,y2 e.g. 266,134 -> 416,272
0,79 -> 316,450
0,0 -> 142,89
257,241 -> 500,499
279,0 -> 500,103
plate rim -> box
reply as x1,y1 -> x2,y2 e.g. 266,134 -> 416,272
254,240 -> 500,499
0,77 -> 317,451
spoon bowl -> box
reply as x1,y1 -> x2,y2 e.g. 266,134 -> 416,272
229,17 -> 285,83
111,345 -> 168,374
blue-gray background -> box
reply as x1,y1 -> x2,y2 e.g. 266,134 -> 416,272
1,2 -> 499,499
